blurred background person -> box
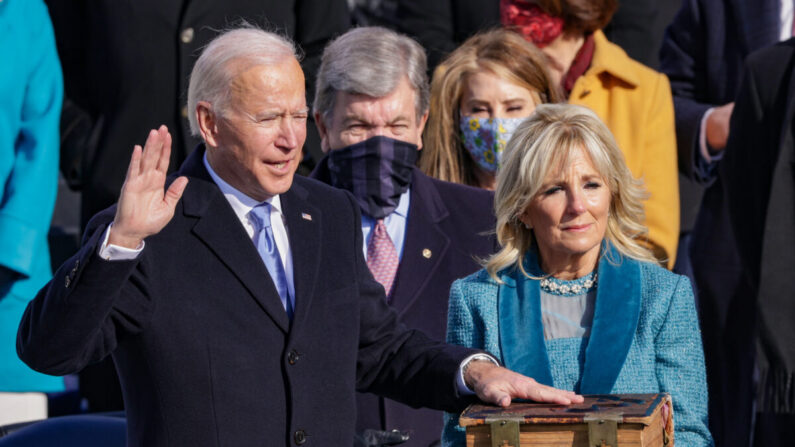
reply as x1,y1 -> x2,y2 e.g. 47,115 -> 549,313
0,0 -> 63,425
310,27 -> 496,447
43,0 -> 351,412
393,0 -> 500,75
711,39 -> 795,447
420,28 -> 561,190
659,1 -> 793,444
601,1 -> 679,69
442,104 -> 711,447
392,0 -> 678,76
504,0 -> 679,269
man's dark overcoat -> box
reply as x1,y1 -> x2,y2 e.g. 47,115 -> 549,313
17,147 -> 474,447
312,161 -> 496,447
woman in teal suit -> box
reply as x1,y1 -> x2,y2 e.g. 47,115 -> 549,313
0,0 -> 64,415
443,104 -> 712,446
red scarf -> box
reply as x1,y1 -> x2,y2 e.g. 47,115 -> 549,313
500,0 -> 564,48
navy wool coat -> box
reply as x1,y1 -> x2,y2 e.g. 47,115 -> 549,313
17,147 -> 476,447
312,160 -> 496,447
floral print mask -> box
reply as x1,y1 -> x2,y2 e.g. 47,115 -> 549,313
459,115 -> 526,173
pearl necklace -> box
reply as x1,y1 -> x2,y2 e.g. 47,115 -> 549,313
539,271 -> 598,296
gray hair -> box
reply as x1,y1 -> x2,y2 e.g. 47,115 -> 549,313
485,103 -> 657,280
187,27 -> 300,136
313,26 -> 429,121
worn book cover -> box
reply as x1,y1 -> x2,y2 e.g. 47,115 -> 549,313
459,393 -> 673,447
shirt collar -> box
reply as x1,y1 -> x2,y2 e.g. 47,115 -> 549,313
202,152 -> 283,222
391,188 -> 410,218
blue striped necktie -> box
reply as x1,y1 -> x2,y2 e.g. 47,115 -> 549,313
250,203 -> 293,320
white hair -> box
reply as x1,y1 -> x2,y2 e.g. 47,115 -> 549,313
187,27 -> 300,136
313,26 -> 429,121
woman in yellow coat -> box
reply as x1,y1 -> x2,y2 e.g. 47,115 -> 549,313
504,0 -> 679,267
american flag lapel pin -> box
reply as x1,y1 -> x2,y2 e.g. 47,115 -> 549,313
301,212 -> 312,221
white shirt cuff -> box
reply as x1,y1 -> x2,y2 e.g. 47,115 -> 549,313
456,353 -> 500,395
98,223 -> 145,260
699,107 -> 716,163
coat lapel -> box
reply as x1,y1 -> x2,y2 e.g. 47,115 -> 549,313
390,170 -> 450,313
279,179 -> 322,335
579,244 -> 642,393
498,255 -> 554,387
179,147 -> 290,333
497,243 -> 641,393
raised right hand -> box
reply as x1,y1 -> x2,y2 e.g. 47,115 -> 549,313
108,126 -> 189,249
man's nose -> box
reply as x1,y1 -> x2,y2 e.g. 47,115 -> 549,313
369,126 -> 386,139
277,118 -> 303,150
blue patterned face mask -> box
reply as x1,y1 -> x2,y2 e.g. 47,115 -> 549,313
458,116 -> 526,173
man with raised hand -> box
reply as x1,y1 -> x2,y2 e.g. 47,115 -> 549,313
18,27 -> 580,447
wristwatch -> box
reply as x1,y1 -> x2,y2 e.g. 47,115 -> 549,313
461,353 -> 499,388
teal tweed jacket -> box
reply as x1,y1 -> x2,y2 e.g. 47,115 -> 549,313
443,245 -> 713,446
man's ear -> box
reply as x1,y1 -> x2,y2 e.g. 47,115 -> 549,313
314,111 -> 331,153
416,109 -> 430,150
196,101 -> 219,148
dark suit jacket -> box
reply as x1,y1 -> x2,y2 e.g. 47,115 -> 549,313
394,0 -> 500,74
716,40 -> 795,444
659,0 -> 780,181
659,0 -> 780,231
44,0 -> 351,410
659,3 -> 782,444
312,161 -> 495,446
45,0 -> 350,227
17,147 -> 475,447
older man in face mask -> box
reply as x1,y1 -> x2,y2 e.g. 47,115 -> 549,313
311,27 -> 498,447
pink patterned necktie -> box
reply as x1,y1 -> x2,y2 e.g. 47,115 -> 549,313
366,219 -> 399,298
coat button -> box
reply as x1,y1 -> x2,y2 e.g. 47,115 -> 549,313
180,27 -> 194,44
293,429 -> 306,445
287,350 -> 299,365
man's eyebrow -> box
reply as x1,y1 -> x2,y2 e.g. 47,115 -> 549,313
341,114 -> 369,124
253,107 -> 310,118
387,115 -> 411,125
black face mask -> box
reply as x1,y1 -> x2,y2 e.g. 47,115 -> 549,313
326,136 -> 418,219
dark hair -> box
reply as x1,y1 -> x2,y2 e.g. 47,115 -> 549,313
535,0 -> 618,34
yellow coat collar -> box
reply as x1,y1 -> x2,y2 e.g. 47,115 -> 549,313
586,30 -> 640,88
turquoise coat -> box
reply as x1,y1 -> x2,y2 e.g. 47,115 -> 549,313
0,0 -> 63,392
443,244 -> 713,446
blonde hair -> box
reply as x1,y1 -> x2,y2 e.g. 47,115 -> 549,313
485,103 -> 656,280
420,28 -> 561,186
